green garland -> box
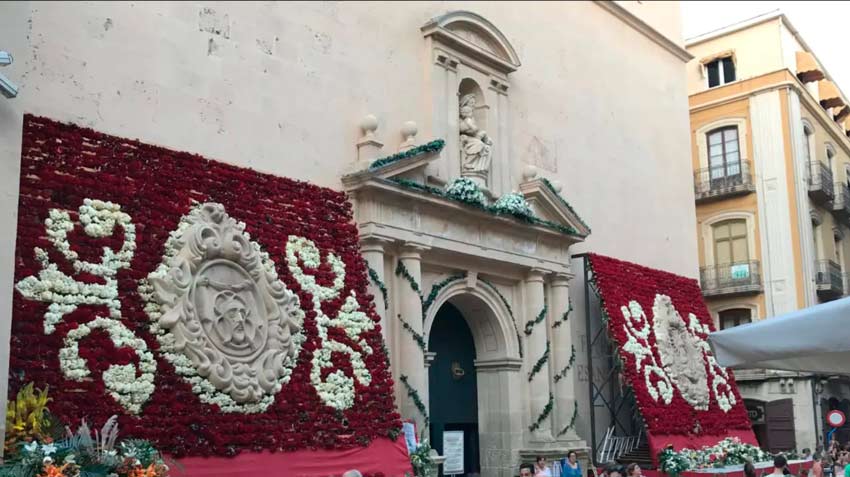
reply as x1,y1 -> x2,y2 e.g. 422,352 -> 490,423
398,314 -> 427,353
540,177 -> 591,234
422,273 -> 467,315
556,401 -> 579,437
524,304 -> 547,336
527,340 -> 550,382
553,345 -> 577,383
389,178 -> 579,236
399,374 -> 430,427
529,393 -> 554,432
369,139 -> 446,170
552,299 -> 572,329
395,260 -> 423,304
367,265 -> 389,310
480,278 -> 523,358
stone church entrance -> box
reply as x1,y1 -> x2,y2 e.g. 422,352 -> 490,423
429,302 -> 481,476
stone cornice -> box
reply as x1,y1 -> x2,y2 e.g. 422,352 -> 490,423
593,1 -> 693,63
474,357 -> 523,372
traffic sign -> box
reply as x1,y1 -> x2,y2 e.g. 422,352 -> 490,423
827,410 -> 846,428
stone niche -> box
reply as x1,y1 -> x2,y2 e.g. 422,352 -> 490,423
421,10 -> 521,196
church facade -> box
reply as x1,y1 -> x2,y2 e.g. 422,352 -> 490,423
0,2 -> 696,474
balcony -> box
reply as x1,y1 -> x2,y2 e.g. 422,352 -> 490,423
815,259 -> 843,300
833,182 -> 850,225
808,161 -> 834,204
693,161 -> 756,203
700,260 -> 763,297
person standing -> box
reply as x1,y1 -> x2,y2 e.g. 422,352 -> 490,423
535,456 -> 553,477
626,463 -> 642,477
520,463 -> 536,477
561,451 -> 582,477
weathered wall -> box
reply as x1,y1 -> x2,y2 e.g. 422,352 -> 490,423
1,1 -> 695,455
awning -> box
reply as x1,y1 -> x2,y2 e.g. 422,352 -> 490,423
708,296 -> 850,374
819,80 -> 845,109
835,105 -> 850,123
797,51 -> 825,83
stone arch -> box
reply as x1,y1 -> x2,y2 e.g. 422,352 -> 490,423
424,10 -> 521,70
423,279 -> 520,362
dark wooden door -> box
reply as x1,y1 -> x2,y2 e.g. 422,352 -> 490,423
765,398 -> 796,452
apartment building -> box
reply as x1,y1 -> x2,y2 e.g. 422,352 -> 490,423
687,12 -> 850,452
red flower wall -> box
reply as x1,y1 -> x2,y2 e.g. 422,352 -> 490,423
10,115 -> 401,457
587,253 -> 752,438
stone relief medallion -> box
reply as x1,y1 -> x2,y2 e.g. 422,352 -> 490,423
145,203 -> 303,410
651,295 -> 710,410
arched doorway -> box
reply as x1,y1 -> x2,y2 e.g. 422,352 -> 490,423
429,302 -> 481,476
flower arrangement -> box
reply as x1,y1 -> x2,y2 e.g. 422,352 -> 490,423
444,177 -> 487,207
408,439 -> 434,477
10,115 -> 401,457
491,192 -> 533,218
1,384 -> 170,477
658,437 -> 773,475
587,254 -> 752,437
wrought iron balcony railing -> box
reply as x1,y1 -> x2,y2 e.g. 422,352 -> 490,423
833,182 -> 850,224
700,260 -> 762,297
808,161 -> 834,204
815,259 -> 843,299
693,161 -> 755,203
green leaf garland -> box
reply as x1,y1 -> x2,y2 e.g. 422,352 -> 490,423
369,139 -> 446,171
527,340 -> 550,382
422,273 -> 467,315
552,299 -> 572,329
540,177 -> 591,234
556,401 -> 579,437
367,265 -> 389,310
480,278 -> 523,358
524,304 -> 547,336
399,374 -> 430,427
398,314 -> 427,353
395,260 -> 423,303
553,345 -> 576,383
528,393 -> 554,433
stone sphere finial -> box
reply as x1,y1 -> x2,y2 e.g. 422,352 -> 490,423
550,180 -> 563,193
401,121 -> 418,140
360,114 -> 379,138
522,165 -> 538,181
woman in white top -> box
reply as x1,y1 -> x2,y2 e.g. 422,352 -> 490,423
535,456 -> 553,477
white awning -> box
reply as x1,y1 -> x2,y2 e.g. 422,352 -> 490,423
708,296 -> 850,374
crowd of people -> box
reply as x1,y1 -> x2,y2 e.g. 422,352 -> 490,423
519,453 -> 642,477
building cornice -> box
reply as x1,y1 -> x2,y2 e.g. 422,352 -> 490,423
593,1 -> 693,62
689,69 -> 850,157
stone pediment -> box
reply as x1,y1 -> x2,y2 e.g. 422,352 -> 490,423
342,175 -> 585,275
519,178 -> 591,238
342,139 -> 445,185
422,10 -> 521,75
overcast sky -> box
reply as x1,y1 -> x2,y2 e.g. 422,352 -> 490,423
681,1 -> 850,96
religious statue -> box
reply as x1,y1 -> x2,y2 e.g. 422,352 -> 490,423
459,93 -> 493,177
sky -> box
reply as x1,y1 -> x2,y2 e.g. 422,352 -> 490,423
681,1 -> 850,96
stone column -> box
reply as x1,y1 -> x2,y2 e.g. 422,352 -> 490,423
525,268 -> 552,439
551,272 -> 579,441
360,238 -> 391,343
398,243 -> 430,431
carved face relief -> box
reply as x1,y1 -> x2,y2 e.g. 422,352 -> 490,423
652,297 -> 710,410
147,203 -> 303,409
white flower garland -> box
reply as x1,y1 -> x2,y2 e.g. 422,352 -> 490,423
491,192 -> 533,218
141,204 -> 305,414
285,236 -> 374,410
445,177 -> 487,206
687,314 -> 737,412
15,199 -> 155,414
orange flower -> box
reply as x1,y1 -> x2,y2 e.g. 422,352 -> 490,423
127,464 -> 162,477
39,463 -> 68,477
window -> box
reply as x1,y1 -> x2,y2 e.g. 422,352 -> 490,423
706,56 -> 736,88
835,230 -> 843,267
719,308 -> 752,330
707,127 -> 741,181
802,124 -> 813,164
713,219 -> 749,265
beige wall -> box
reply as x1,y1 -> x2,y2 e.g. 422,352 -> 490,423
686,18 -> 784,95
614,0 -> 683,45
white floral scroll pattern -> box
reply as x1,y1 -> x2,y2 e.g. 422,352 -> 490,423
620,300 -> 674,404
285,236 -> 374,410
15,199 -> 156,414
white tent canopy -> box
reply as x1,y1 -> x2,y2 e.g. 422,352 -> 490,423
708,296 -> 850,374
